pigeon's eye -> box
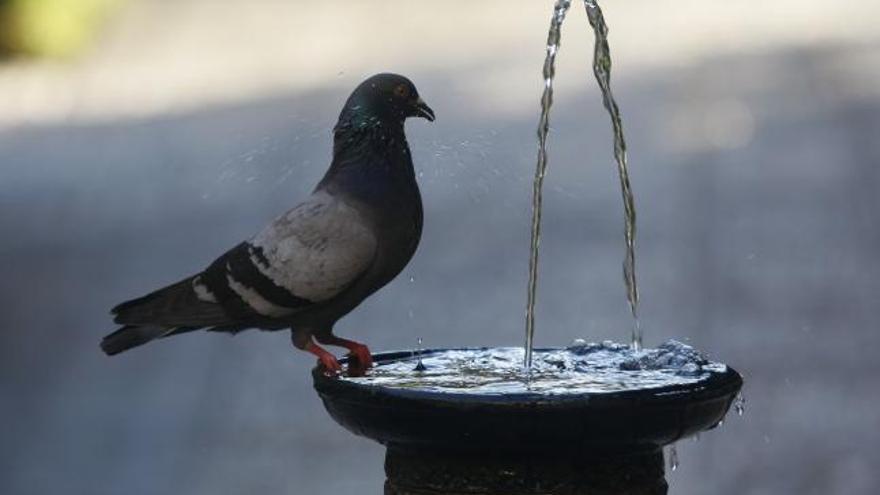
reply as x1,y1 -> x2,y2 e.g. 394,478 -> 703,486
393,84 -> 410,99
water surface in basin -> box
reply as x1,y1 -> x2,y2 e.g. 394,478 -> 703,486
342,340 -> 727,395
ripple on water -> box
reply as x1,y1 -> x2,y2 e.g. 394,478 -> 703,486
341,340 -> 727,395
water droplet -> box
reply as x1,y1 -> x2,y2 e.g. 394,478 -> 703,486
668,444 -> 679,472
734,392 -> 746,416
412,337 -> 426,371
408,276 -> 415,283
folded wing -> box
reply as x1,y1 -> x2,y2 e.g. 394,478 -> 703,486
202,191 -> 378,320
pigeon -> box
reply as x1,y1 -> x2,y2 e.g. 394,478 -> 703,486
101,73 -> 434,375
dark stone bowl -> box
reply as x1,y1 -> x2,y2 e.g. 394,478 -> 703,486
313,348 -> 743,456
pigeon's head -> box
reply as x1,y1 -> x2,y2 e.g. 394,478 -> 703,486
340,73 -> 435,128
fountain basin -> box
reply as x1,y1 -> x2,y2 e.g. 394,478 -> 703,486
313,347 -> 742,455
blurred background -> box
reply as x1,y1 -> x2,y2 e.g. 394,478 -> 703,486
1,0 -> 878,493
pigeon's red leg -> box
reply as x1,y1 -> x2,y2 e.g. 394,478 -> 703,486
304,341 -> 342,375
316,334 -> 373,371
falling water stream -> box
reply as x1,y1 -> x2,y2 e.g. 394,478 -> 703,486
583,0 -> 641,351
524,0 -> 571,370
524,0 -> 640,369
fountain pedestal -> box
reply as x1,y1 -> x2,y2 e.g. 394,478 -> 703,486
384,447 -> 666,495
313,349 -> 742,495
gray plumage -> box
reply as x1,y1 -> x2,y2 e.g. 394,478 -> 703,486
102,73 -> 434,368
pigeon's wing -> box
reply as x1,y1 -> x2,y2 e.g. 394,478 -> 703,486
112,275 -> 230,327
192,191 -> 378,321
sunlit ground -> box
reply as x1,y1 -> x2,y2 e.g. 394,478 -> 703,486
2,0 -> 879,127
1,1 -> 878,494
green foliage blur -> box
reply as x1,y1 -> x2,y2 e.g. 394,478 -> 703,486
0,0 -> 120,58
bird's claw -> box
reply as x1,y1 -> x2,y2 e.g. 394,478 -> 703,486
346,343 -> 373,377
349,343 -> 374,369
319,354 -> 343,377
304,341 -> 342,377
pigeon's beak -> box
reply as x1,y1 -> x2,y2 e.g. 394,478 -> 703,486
412,97 -> 435,122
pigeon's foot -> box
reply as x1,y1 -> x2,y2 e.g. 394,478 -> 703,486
345,344 -> 372,377
346,342 -> 374,371
315,334 -> 373,376
305,341 -> 342,376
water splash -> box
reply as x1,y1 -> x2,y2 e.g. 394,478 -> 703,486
582,0 -> 641,351
667,444 -> 679,472
524,0 -> 572,370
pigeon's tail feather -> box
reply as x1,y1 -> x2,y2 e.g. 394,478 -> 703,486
100,325 -> 198,355
112,275 -> 228,327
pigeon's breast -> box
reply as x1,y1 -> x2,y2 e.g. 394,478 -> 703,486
367,177 -> 423,287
